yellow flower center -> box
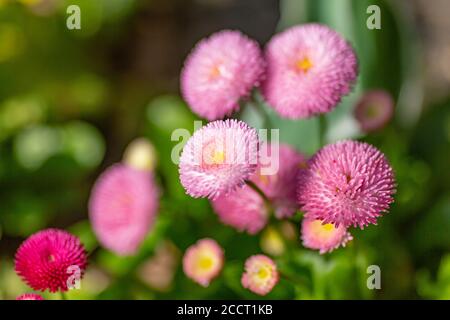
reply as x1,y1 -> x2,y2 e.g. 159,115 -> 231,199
209,65 -> 221,79
211,150 -> 225,164
198,256 -> 213,270
322,223 -> 335,231
295,57 -> 313,73
257,266 -> 270,280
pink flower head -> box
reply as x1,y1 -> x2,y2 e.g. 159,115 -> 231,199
15,229 -> 87,293
179,119 -> 259,199
301,218 -> 353,254
297,140 -> 396,229
354,90 -> 394,132
262,23 -> 358,119
182,238 -> 224,287
253,143 -> 306,218
241,254 -> 279,296
16,293 -> 44,300
89,164 -> 159,256
181,30 -> 265,120
211,184 -> 269,234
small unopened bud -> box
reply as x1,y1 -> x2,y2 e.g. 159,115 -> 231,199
123,138 -> 157,171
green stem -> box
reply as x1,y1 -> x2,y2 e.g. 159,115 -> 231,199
246,180 -> 270,204
60,291 -> 67,300
318,115 -> 327,147
249,91 -> 274,130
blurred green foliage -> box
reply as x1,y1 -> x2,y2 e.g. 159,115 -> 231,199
0,0 -> 449,300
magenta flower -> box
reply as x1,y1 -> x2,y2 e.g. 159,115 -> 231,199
354,90 -> 394,132
211,184 -> 269,234
15,229 -> 88,293
179,119 -> 259,199
297,140 -> 396,228
241,254 -> 279,296
262,23 -> 358,119
181,30 -> 265,120
301,218 -> 353,254
16,293 -> 44,300
89,164 -> 159,256
182,238 -> 224,287
252,143 -> 306,218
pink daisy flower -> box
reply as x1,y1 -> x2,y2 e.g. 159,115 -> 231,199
297,140 -> 396,229
89,164 -> 159,256
182,238 -> 224,287
253,143 -> 306,218
211,184 -> 269,234
241,254 -> 279,296
354,90 -> 394,132
179,119 -> 259,199
262,23 -> 358,119
181,30 -> 265,120
211,143 -> 304,234
15,229 -> 88,293
16,293 -> 44,300
301,218 -> 353,254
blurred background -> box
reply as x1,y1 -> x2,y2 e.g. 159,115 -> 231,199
0,0 -> 449,299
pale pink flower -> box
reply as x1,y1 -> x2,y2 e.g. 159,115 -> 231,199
252,143 -> 306,218
181,30 -> 265,120
297,140 -> 396,229
262,23 -> 358,119
182,238 -> 224,287
301,218 -> 352,254
89,164 -> 159,256
241,254 -> 279,296
179,119 -> 259,199
354,90 -> 394,132
211,184 -> 269,235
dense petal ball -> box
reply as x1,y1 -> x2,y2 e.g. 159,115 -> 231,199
297,140 -> 396,228
354,90 -> 394,132
15,229 -> 87,293
301,218 -> 352,254
16,293 -> 44,300
181,30 -> 265,120
211,184 -> 269,234
89,164 -> 159,256
183,238 -> 224,287
253,143 -> 306,218
262,23 -> 358,119
179,119 -> 259,199
241,254 -> 279,296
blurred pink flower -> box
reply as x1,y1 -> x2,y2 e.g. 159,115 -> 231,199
89,164 -> 159,256
179,119 -> 259,199
181,30 -> 265,120
354,90 -> 394,132
241,254 -> 279,296
262,23 -> 358,119
16,293 -> 44,300
211,143 -> 304,234
252,143 -> 306,218
15,229 -> 87,293
211,184 -> 269,235
298,140 -> 396,229
301,218 -> 353,254
183,238 -> 224,287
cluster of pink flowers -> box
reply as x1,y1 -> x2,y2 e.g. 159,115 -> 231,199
181,24 -> 357,120
179,22 -> 396,281
12,22 -> 398,300
182,239 -> 279,296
